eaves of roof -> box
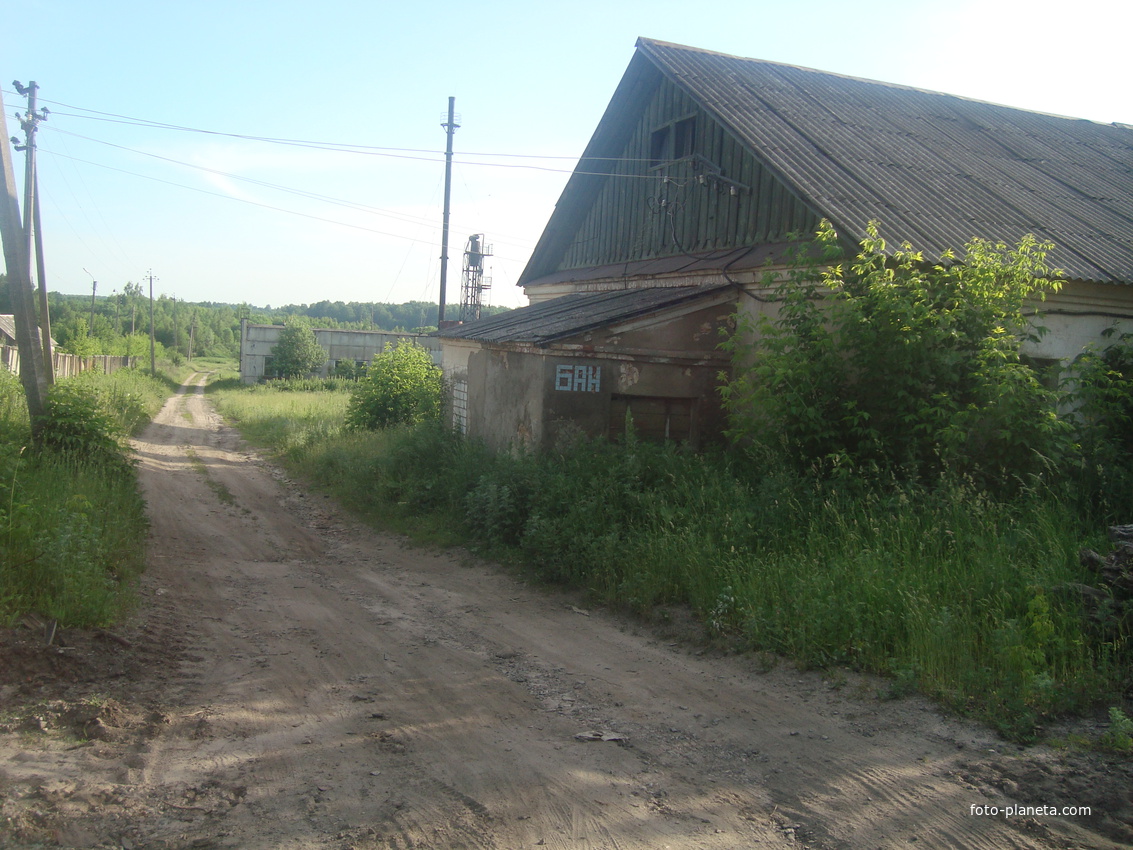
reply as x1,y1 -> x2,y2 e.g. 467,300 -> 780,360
521,243 -> 803,289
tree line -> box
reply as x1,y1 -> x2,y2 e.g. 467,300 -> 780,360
0,275 -> 507,361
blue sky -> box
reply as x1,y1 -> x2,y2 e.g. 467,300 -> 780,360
3,0 -> 1130,311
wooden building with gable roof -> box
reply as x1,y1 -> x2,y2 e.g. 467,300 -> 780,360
438,38 -> 1133,451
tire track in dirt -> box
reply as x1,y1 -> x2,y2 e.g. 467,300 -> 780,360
2,372 -> 1126,849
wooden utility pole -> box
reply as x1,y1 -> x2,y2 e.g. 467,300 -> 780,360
146,270 -> 157,375
0,85 -> 48,435
438,97 -> 459,326
84,269 -> 97,336
32,170 -> 53,383
15,81 -> 54,385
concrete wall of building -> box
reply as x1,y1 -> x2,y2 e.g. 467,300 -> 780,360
464,346 -> 546,451
1022,281 -> 1133,364
445,294 -> 735,451
240,322 -> 442,383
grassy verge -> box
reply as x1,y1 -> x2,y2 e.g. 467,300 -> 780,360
209,382 -> 1130,741
209,377 -> 350,458
0,364 -> 175,628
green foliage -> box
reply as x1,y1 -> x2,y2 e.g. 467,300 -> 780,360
720,222 -> 1071,490
211,380 -> 349,456
210,366 -> 1130,742
344,341 -> 443,431
282,417 -> 1120,740
0,368 -> 157,627
0,367 -> 29,446
1066,328 -> 1133,517
1099,707 -> 1133,752
38,380 -> 130,469
1,455 -> 148,627
17,286 -> 509,363
268,318 -> 327,379
332,358 -> 364,380
29,369 -> 167,468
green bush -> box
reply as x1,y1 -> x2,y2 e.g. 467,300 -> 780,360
0,368 -> 157,628
720,222 -> 1072,491
269,318 -> 327,378
37,379 -> 130,469
344,341 -> 442,431
0,367 -> 29,446
1067,328 -> 1133,518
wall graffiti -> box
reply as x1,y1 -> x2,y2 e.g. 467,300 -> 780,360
555,363 -> 601,393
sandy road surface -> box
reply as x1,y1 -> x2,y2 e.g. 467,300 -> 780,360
2,374 -> 1130,849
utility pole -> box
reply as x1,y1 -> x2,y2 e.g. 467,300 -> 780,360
438,97 -> 459,327
32,172 -> 52,382
84,269 -> 97,337
14,80 -> 53,384
146,269 -> 158,376
0,84 -> 48,434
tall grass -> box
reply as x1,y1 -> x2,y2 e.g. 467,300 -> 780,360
0,366 -> 167,628
212,382 -> 1129,741
209,378 -> 350,457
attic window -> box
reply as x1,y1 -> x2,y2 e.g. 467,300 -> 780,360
649,115 -> 696,168
673,116 -> 695,159
649,126 -> 670,168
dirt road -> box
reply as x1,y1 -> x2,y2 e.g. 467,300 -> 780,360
2,374 -> 1130,849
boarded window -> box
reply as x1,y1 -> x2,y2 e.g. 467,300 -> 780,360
609,395 -> 694,444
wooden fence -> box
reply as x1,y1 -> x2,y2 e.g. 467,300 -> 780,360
0,345 -> 137,378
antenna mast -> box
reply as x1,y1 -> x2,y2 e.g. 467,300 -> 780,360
459,234 -> 491,323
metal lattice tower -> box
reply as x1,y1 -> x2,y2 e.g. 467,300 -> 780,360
459,234 -> 492,323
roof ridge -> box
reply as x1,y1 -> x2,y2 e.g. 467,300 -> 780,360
635,37 -> 1118,126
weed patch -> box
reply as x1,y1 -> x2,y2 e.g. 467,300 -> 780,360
0,367 -> 166,627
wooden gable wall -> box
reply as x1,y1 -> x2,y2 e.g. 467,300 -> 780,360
558,76 -> 819,272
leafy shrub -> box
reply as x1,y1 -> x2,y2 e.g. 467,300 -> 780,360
332,359 -> 364,380
37,379 -> 129,469
1067,329 -> 1133,517
0,367 -> 29,446
1099,707 -> 1133,752
720,222 -> 1071,491
344,341 -> 442,431
269,318 -> 327,378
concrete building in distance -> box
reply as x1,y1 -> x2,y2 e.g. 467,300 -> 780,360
239,320 -> 441,384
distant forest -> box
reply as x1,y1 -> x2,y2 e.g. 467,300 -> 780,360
0,275 -> 510,360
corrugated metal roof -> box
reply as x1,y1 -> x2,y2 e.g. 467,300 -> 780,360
615,39 -> 1133,284
523,244 -> 797,288
0,314 -> 54,347
435,285 -> 731,345
0,314 -> 17,343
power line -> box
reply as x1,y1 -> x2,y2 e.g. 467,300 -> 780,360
37,146 -> 452,246
39,126 -> 541,255
8,89 -> 658,167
